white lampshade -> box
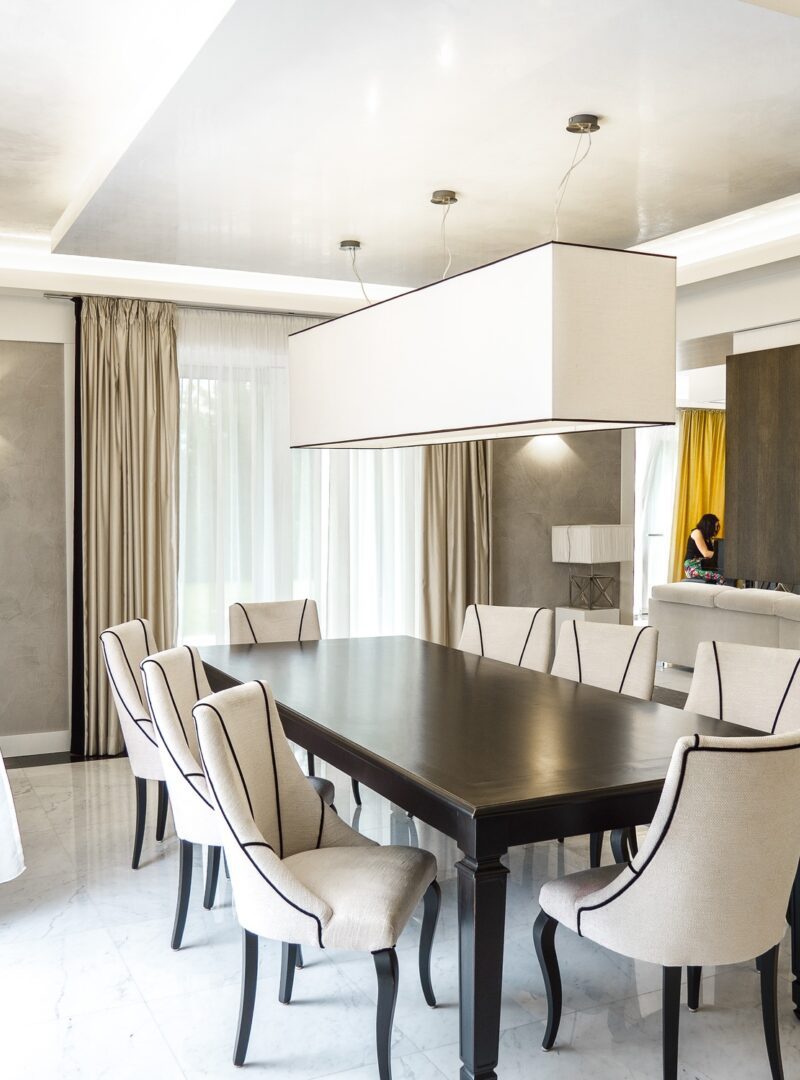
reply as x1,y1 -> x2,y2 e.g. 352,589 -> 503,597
552,524 -> 634,564
288,241 -> 676,449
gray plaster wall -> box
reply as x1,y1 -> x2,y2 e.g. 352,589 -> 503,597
491,431 -> 622,610
0,341 -> 68,737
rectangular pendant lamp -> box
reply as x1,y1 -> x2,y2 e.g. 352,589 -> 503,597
288,241 -> 676,449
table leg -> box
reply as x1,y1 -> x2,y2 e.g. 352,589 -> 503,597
457,852 -> 509,1080
791,859 -> 800,1019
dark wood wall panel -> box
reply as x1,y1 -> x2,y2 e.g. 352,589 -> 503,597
725,346 -> 800,584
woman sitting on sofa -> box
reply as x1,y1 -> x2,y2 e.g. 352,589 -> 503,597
684,513 -> 724,584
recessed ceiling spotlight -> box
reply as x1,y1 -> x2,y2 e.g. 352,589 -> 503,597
566,113 -> 600,134
431,189 -> 458,205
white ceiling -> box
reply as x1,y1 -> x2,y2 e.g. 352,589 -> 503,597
0,0 -> 235,237
7,0 -> 800,289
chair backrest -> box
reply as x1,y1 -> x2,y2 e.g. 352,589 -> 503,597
577,731 -> 800,967
140,645 -> 215,843
458,604 -> 554,673
229,599 -> 321,645
99,618 -> 162,778
550,621 -> 658,701
686,641 -> 800,734
194,680 -> 326,860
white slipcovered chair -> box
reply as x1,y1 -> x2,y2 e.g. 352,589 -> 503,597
229,599 -> 360,806
0,750 -> 24,883
534,731 -> 800,1080
193,680 -> 440,1076
140,645 -> 224,949
551,620 -> 659,866
99,618 -> 168,869
458,604 -> 554,673
686,640 -> 800,734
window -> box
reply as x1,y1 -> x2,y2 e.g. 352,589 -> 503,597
177,307 -> 422,643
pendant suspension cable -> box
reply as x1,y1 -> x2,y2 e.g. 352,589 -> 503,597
441,202 -> 453,280
552,132 -> 593,241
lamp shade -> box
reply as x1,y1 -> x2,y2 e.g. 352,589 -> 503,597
552,524 -> 634,564
288,241 -> 676,449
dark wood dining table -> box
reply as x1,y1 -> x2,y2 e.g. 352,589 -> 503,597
200,634 -> 793,1080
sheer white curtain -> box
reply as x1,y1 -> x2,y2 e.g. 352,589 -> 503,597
634,424 -> 678,618
178,308 -> 422,644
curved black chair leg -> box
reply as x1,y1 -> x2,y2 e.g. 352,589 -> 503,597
610,828 -> 630,864
687,966 -> 702,1011
757,945 -> 785,1079
279,943 -> 300,1004
589,831 -> 603,868
662,966 -> 682,1080
419,880 -> 441,1007
307,751 -> 316,777
373,948 -> 399,1080
132,776 -> 147,870
295,945 -> 304,969
351,777 -> 363,806
171,839 -> 194,950
533,910 -> 562,1050
627,826 -> 639,858
155,780 -> 168,841
234,930 -> 259,1066
204,845 -> 221,910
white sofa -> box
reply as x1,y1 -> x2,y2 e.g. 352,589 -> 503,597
648,583 -> 800,667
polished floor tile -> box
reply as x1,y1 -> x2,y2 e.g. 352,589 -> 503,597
0,756 -> 798,1078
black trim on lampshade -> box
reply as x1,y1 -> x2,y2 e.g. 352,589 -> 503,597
70,297 -> 85,757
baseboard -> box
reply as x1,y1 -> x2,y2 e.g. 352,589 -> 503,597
0,729 -> 71,758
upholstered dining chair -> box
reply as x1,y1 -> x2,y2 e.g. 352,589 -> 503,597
141,644 -> 337,952
551,620 -> 659,866
229,598 -> 363,807
533,730 -> 800,1080
458,603 -> 555,673
193,679 -> 441,1076
99,618 -> 168,869
140,644 -> 224,949
686,640 -> 800,734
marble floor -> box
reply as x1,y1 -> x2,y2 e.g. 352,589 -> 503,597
2,755 -> 799,1080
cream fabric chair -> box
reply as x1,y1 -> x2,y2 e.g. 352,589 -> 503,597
99,618 -> 168,868
140,645 -> 223,949
194,680 -> 440,1076
551,621 -> 659,865
229,598 -> 359,805
458,604 -> 554,673
551,620 -> 659,700
686,640 -> 800,733
229,599 -> 321,646
534,731 -> 800,1080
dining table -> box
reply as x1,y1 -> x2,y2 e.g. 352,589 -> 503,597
200,634 -> 798,1080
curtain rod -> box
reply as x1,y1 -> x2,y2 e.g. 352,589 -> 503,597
42,292 -> 334,320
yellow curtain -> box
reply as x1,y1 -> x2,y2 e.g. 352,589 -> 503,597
669,408 -> 726,582
420,441 -> 492,646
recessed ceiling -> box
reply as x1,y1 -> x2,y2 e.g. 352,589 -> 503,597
0,0 -> 235,237
45,0 -> 800,286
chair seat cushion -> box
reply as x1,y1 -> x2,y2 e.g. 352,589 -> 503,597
284,844 -> 437,952
539,864 -> 626,933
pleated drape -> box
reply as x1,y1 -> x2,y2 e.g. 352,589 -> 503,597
668,408 -> 726,582
420,441 -> 492,646
81,298 -> 179,755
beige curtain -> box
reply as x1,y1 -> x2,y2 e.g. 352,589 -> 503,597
81,298 -> 179,755
420,441 -> 492,646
